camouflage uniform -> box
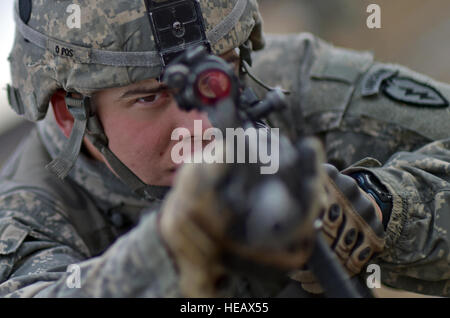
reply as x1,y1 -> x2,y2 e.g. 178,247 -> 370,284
1,0 -> 266,297
0,115 -> 178,297
0,113 -> 277,297
2,1 -> 450,297
250,33 -> 450,296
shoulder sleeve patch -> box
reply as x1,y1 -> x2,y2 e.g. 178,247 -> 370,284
361,67 -> 449,108
382,77 -> 449,108
348,63 -> 450,141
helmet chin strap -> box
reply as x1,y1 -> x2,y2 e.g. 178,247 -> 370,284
46,93 -> 90,179
46,93 -> 170,202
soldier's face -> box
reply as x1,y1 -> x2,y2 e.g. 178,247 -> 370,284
83,50 -> 240,186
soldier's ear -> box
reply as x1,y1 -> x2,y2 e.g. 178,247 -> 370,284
50,89 -> 74,139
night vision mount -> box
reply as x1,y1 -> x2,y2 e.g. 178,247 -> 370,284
144,0 -> 212,67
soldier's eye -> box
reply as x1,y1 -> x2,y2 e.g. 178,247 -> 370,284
137,95 -> 159,103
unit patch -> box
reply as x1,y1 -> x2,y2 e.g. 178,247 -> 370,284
361,68 -> 449,108
382,77 -> 449,108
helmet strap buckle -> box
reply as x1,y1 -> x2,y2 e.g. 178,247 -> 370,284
45,93 -> 90,179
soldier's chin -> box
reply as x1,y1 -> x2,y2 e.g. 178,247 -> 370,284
139,167 -> 180,187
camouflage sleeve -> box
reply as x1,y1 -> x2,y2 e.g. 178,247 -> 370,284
0,202 -> 181,297
250,33 -> 450,169
250,33 -> 450,296
343,139 -> 450,297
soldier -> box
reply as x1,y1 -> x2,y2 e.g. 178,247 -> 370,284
0,0 -> 448,297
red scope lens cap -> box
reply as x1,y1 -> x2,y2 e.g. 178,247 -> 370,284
195,69 -> 232,105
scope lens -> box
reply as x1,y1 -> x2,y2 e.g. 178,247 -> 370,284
195,69 -> 232,105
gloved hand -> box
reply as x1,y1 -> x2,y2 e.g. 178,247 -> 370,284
158,138 -> 326,297
158,158 -> 230,297
290,164 -> 385,294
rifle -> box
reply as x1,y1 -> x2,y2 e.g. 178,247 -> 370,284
163,46 -> 373,298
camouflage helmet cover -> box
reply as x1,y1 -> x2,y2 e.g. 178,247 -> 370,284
8,0 -> 264,121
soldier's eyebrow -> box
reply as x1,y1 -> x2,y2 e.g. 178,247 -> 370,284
119,84 -> 168,100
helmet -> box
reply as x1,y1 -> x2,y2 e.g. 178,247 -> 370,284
7,0 -> 265,201
9,0 -> 264,121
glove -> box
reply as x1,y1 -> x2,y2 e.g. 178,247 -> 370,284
158,159 -> 230,297
158,138 -> 326,297
290,164 -> 385,294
